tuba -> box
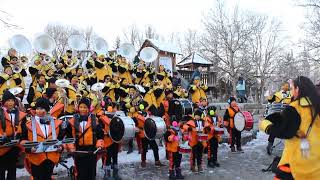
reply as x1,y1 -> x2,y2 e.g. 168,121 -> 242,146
139,47 -> 158,63
93,37 -> 109,56
9,34 -> 32,54
33,33 -> 56,55
68,34 -> 86,51
117,43 -> 135,61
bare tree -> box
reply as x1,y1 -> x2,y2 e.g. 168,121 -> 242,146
183,29 -> 199,55
113,36 -> 121,49
123,24 -> 143,49
144,25 -> 159,40
0,9 -> 21,29
200,0 -> 266,94
250,19 -> 285,103
45,23 -> 97,58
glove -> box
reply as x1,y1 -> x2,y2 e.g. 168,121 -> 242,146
173,136 -> 179,141
259,119 -> 273,133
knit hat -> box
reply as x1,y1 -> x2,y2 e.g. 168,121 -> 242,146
2,90 -> 16,103
227,97 -> 236,104
78,98 -> 91,108
35,98 -> 50,112
194,109 -> 203,117
44,88 -> 57,99
165,89 -> 173,96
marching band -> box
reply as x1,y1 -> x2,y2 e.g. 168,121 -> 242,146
0,33 -> 256,180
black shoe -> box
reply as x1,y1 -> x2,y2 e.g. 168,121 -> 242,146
231,146 -> 236,152
127,148 -> 133,154
113,166 -> 122,180
175,168 -> 184,179
214,161 -> 220,167
237,146 -> 243,152
169,170 -> 176,180
207,161 -> 215,168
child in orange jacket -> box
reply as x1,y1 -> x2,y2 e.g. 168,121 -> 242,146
182,110 -> 206,172
204,106 -> 223,168
164,121 -> 184,180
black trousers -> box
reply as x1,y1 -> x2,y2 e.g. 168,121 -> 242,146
230,128 -> 241,147
268,134 -> 275,143
0,147 -> 20,180
30,160 -> 55,180
208,137 -> 218,161
168,152 -> 182,170
191,143 -> 203,166
104,143 -> 119,166
74,154 -> 97,180
141,138 -> 159,161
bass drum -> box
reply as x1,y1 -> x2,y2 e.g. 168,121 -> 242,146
109,115 -> 136,143
144,116 -> 166,140
234,111 -> 254,131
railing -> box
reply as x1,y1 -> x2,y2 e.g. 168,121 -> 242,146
177,70 -> 216,87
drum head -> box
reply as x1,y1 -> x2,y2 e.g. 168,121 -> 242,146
144,118 -> 157,140
234,112 -> 245,131
110,117 -> 125,142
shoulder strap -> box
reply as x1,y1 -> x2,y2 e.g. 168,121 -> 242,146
0,108 -> 6,132
91,114 -> 97,145
14,109 -> 20,127
49,116 -> 57,140
31,117 -> 37,142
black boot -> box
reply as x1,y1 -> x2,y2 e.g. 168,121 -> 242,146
175,168 -> 184,179
169,170 -> 176,180
103,165 -> 112,180
113,165 -> 122,180
207,159 -> 215,168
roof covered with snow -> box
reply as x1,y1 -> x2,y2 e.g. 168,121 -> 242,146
177,52 -> 213,66
145,39 -> 182,54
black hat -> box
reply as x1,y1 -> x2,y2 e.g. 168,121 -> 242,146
66,50 -> 72,53
2,90 -> 15,103
48,77 -> 57,84
165,89 -> 173,96
35,98 -> 50,112
79,98 -> 91,108
194,109 -> 203,117
228,97 -> 236,104
44,88 -> 57,99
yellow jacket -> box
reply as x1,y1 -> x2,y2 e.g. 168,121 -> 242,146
268,91 -> 291,104
189,84 -> 208,103
279,97 -> 320,179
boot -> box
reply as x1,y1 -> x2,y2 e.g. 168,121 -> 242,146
127,147 -> 133,154
267,142 -> 273,155
169,170 -> 176,180
191,165 -> 196,172
103,165 -> 111,180
141,161 -> 146,168
213,161 -> 220,167
237,146 -> 243,152
175,168 -> 184,179
207,159 -> 215,168
155,160 -> 165,167
198,165 -> 203,172
230,146 -> 236,152
113,165 -> 122,180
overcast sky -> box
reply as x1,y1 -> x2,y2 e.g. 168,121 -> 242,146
0,0 -> 306,52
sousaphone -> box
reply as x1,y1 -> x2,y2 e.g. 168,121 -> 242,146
9,34 -> 32,54
117,43 -> 135,61
139,47 -> 158,63
93,37 -> 109,56
33,33 -> 56,55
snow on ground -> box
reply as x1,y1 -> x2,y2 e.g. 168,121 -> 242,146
18,131 -> 280,180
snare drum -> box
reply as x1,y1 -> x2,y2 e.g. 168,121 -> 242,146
179,144 -> 191,154
264,103 -> 289,118
234,111 -> 254,131
144,116 -> 166,140
109,115 -> 136,143
214,127 -> 225,135
197,133 -> 208,142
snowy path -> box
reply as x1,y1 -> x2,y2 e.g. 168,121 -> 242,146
18,132 -> 279,180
